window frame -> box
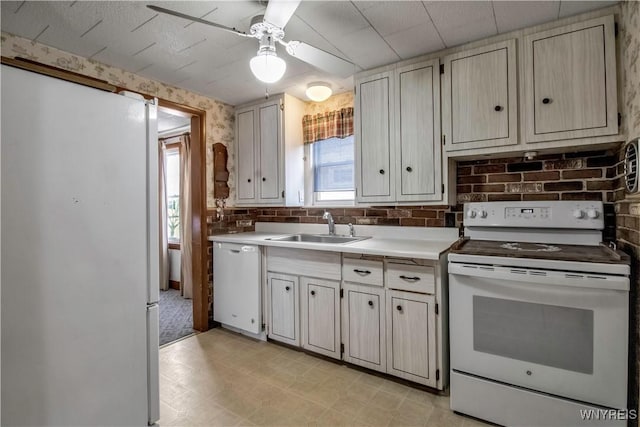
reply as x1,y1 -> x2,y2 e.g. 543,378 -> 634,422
164,144 -> 181,243
305,135 -> 356,207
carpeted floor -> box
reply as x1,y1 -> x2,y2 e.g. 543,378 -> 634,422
159,289 -> 195,346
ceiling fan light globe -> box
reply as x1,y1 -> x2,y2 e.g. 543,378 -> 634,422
250,52 -> 286,84
306,82 -> 332,102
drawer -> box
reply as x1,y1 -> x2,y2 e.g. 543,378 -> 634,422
342,258 -> 384,286
385,263 -> 435,294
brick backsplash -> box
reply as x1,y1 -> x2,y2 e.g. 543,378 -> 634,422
456,150 -> 621,204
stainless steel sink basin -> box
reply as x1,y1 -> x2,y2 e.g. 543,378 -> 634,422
267,234 -> 370,244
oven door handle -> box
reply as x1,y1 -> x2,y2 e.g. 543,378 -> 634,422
448,262 -> 629,291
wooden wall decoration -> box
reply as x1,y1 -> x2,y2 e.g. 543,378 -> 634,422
213,143 -> 230,199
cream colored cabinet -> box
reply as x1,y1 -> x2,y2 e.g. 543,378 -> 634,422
386,290 -> 437,387
355,70 -> 395,203
442,40 -> 518,152
355,59 -> 444,204
301,277 -> 340,359
235,93 -> 305,206
267,272 -> 299,346
523,15 -> 617,143
342,282 -> 386,373
395,60 -> 442,202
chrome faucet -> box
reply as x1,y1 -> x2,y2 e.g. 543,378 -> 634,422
322,211 -> 335,235
348,223 -> 355,237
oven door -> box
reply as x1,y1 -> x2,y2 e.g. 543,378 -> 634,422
449,262 -> 629,409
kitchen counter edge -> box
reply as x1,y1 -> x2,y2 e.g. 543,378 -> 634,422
208,232 -> 457,260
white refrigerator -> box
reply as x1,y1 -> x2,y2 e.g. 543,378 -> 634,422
1,64 -> 160,426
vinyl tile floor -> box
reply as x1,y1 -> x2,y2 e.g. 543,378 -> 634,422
159,328 -> 488,426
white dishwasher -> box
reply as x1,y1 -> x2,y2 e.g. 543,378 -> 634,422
213,242 -> 261,334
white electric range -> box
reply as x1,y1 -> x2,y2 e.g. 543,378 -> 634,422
448,201 -> 631,427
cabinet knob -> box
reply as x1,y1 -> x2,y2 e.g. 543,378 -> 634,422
285,286 -> 290,291
397,305 -> 402,312
262,177 -> 266,182
542,98 -> 551,104
247,178 -> 251,182
406,166 -> 412,172
310,290 -> 315,296
494,105 -> 503,112
368,300 -> 374,307
379,169 -> 385,175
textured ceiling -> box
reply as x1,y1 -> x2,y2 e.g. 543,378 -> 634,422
1,1 -> 617,106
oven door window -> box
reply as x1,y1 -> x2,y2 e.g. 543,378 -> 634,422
473,296 -> 594,374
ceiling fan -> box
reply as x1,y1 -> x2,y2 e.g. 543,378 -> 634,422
147,1 -> 355,84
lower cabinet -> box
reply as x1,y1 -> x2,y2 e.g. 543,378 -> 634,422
265,251 -> 445,390
300,277 -> 341,359
267,272 -> 299,346
342,282 -> 386,373
386,290 -> 437,387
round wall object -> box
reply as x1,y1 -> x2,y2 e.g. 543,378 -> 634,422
624,139 -> 638,194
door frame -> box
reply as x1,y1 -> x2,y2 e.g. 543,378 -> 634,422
158,99 -> 209,332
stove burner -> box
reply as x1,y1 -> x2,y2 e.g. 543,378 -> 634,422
500,242 -> 562,252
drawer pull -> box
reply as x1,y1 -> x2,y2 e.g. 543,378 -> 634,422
285,286 -> 290,291
310,290 -> 315,296
396,305 -> 402,312
368,300 -> 374,307
399,275 -> 420,282
353,269 -> 371,275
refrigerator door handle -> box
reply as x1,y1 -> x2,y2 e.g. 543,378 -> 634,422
147,304 -> 160,425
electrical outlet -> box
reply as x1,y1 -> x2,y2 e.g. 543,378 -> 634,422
236,219 -> 253,227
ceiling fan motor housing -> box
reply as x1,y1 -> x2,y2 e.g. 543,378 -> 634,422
250,15 -> 285,42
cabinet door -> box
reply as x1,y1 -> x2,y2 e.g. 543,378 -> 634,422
258,101 -> 281,202
524,15 -> 617,143
235,107 -> 256,203
386,290 -> 437,387
301,277 -> 340,359
267,272 -> 299,346
442,40 -> 517,151
342,282 -> 386,373
395,59 -> 442,201
355,71 -> 395,203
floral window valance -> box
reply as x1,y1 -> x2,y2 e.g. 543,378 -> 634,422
302,107 -> 354,144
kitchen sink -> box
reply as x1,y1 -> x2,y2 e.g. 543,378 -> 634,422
267,234 -> 370,244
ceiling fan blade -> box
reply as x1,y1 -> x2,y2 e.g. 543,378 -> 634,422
263,0 -> 301,29
147,5 -> 250,37
286,41 -> 355,78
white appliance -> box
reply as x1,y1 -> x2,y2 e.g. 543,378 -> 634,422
213,243 -> 261,335
1,65 -> 160,426
449,201 -> 630,427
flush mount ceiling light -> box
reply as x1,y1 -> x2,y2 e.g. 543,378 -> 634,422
306,82 -> 332,102
249,34 -> 286,83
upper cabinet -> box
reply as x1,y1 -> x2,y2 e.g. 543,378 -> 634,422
395,60 -> 442,202
442,40 -> 518,152
355,70 -> 395,203
355,59 -> 444,204
235,94 -> 305,206
523,15 -> 618,143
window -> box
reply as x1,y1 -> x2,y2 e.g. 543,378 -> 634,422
312,135 -> 355,202
165,147 -> 180,241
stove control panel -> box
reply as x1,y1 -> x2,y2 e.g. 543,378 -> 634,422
464,201 -> 604,229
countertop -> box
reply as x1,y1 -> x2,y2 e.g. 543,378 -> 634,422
208,225 -> 459,260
